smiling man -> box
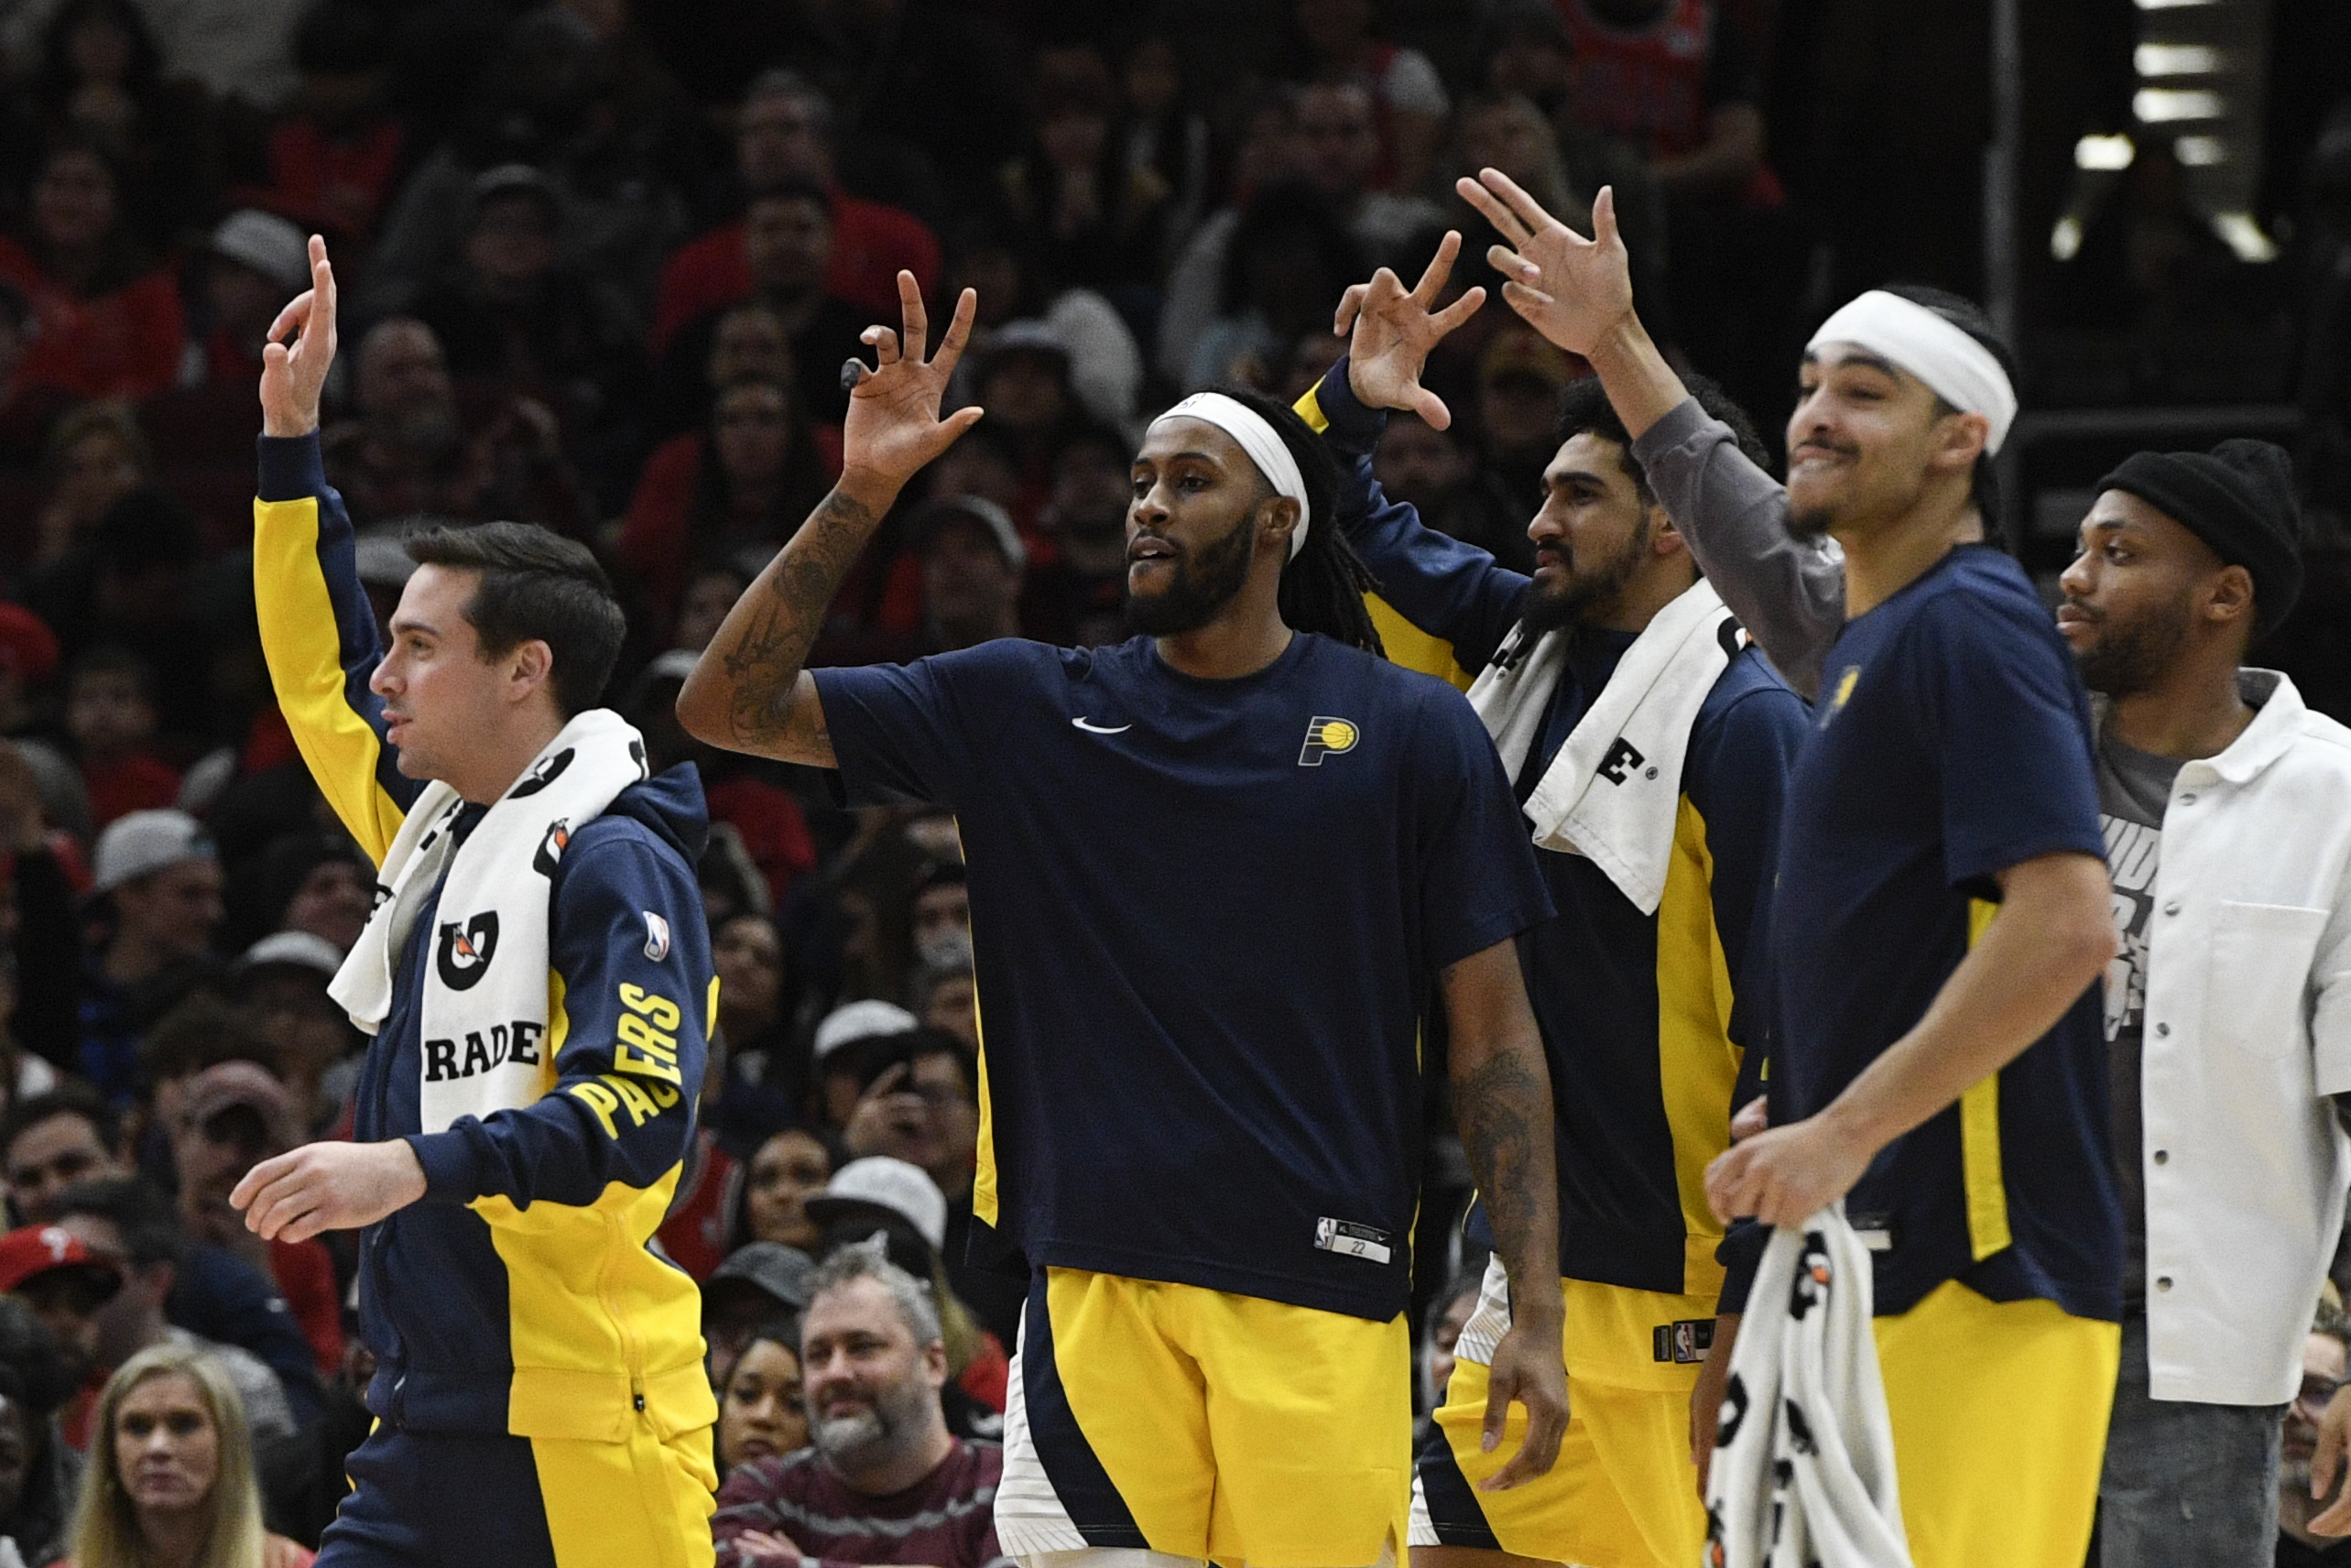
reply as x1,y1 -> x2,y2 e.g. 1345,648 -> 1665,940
237,236 -> 720,1568
680,274 -> 1565,1568
1453,171 -> 2122,1568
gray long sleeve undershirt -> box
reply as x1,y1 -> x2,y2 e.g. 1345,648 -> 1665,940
1631,397 -> 1848,701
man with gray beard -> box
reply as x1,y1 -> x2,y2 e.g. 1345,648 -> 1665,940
712,1242 -> 1010,1568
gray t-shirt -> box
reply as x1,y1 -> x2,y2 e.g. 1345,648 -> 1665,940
2095,730 -> 2184,1312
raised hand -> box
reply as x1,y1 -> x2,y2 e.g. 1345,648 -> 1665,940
1455,171 -> 1635,359
1333,229 -> 1486,429
259,234 -> 338,438
840,271 -> 985,495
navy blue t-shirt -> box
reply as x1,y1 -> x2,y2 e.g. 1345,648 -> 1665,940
1764,546 -> 2120,1321
815,633 -> 1553,1321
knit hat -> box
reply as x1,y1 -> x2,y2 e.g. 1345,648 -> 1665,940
2097,440 -> 2304,634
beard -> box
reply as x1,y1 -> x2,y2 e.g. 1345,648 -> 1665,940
2071,593 -> 2193,700
1519,518 -> 1651,638
1125,509 -> 1257,637
811,1372 -> 934,1467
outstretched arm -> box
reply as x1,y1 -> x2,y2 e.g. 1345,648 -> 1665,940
1456,171 -> 1847,695
676,273 -> 984,766
1443,937 -> 1567,1492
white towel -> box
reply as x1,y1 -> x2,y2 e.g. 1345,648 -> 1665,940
1703,1205 -> 1912,1568
329,709 -> 650,1134
1466,579 -> 1739,914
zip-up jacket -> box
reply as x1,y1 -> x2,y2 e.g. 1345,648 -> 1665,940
1299,361 -> 1808,1301
253,433 -> 718,1445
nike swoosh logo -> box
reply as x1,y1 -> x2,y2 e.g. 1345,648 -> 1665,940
1071,717 -> 1131,735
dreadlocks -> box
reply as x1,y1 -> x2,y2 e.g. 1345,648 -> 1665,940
1214,387 -> 1387,658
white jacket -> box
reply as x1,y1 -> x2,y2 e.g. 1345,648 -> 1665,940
2136,670 -> 2351,1405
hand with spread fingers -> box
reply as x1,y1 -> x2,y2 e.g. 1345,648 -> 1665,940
1454,169 -> 1637,361
1333,229 -> 1487,430
839,270 -> 985,497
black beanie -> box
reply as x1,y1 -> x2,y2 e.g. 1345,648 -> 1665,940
2096,439 -> 2304,634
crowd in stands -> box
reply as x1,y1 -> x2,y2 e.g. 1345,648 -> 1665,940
0,0 -> 2330,1563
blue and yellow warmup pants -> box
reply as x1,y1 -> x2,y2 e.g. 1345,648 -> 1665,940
317,1421 -> 716,1568
1415,1265 -> 2117,1568
997,1268 -> 1413,1567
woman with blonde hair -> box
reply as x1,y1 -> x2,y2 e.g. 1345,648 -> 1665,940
64,1342 -> 311,1568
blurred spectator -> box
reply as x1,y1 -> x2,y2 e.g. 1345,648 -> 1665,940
1117,36 -> 1211,268
1420,1269 -> 1486,1417
941,229 -> 1143,437
0,136 -> 182,403
26,490 -> 210,751
1020,422 -> 1130,648
1472,325 -> 1576,554
645,293 -> 798,444
26,2 -> 220,249
47,1181 -> 299,1454
994,44 -> 1170,299
248,0 -> 407,253
714,1320 -> 807,1483
176,210 -> 309,395
1552,0 -> 1800,428
30,401 -> 148,571
1274,0 -> 1451,193
224,935 -> 356,1139
62,1341 -> 312,1568
0,1300 -> 83,1568
79,811 -> 221,1104
910,963 -> 975,1057
1,1088 -> 124,1225
670,561 -> 754,653
408,164 -> 645,412
62,647 -> 176,829
702,1241 -> 814,1396
712,1241 -> 1003,1568
1161,83 -> 1433,394
232,833 -> 370,958
733,1127 -> 833,1258
807,1002 -> 917,1136
0,1098 -> 323,1444
0,278 -> 70,468
620,373 -> 833,635
958,322 -> 1088,530
911,497 -> 1023,654
712,913 -> 798,1099
1375,410 -> 1475,524
168,1061 -> 340,1379
141,0 -> 307,113
651,71 -> 941,348
628,655 -> 818,910
1185,180 -> 1363,392
906,865 -> 967,977
2280,1296 -> 2350,1564
359,5 -> 691,322
658,182 -> 867,429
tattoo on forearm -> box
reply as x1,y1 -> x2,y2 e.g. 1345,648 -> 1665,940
717,488 -> 874,751
1455,1042 -> 1555,1284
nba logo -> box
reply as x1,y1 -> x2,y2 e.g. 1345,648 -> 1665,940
1314,1218 -> 1335,1247
1673,1323 -> 1696,1361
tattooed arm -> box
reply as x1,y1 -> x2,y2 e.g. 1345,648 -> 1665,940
1442,936 -> 1568,1490
677,273 -> 985,765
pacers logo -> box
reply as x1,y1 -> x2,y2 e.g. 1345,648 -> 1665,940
1298,716 -> 1360,767
1821,664 -> 1861,727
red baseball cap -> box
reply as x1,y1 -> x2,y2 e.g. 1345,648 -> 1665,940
0,1224 -> 122,1297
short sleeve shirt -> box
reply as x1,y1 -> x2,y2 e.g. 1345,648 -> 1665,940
814,634 -> 1552,1320
1765,547 -> 2121,1321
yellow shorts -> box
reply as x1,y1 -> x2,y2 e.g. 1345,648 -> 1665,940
1411,1262 -> 1712,1568
1874,1279 -> 2119,1568
996,1268 -> 1412,1567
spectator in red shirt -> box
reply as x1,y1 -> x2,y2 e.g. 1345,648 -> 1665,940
713,1242 -> 1007,1568
0,140 -> 183,402
621,374 -> 835,635
63,648 -> 176,829
175,211 -> 310,394
651,71 -> 941,353
253,0 -> 408,255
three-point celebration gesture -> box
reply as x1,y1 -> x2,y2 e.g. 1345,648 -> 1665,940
675,273 -> 979,766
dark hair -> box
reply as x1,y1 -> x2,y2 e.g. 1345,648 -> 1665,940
294,0 -> 389,74
0,1086 -> 117,1168
1876,284 -> 2018,524
402,521 -> 626,717
50,1175 -> 183,1269
1214,387 -> 1385,656
95,488 -> 201,571
65,642 -> 155,703
730,1316 -> 803,1377
138,993 -> 278,1091
1553,371 -> 1769,504
1217,182 -> 1364,322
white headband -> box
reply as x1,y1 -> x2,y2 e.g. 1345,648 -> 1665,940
1151,392 -> 1312,560
1806,290 -> 2018,455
